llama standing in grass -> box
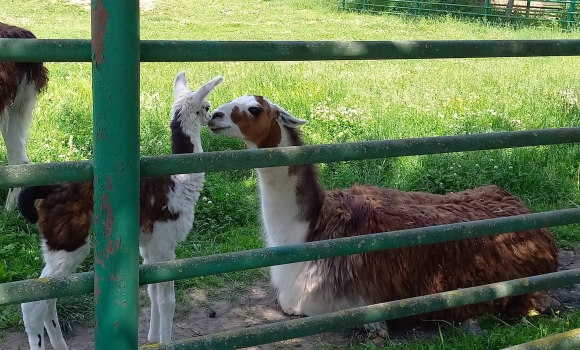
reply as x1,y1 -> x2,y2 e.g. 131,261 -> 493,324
208,95 -> 558,326
0,22 -> 49,211
17,73 -> 223,349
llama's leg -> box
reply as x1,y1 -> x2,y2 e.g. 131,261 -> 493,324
140,249 -> 161,343
2,83 -> 37,211
141,247 -> 176,343
22,240 -> 90,350
157,279 -> 176,343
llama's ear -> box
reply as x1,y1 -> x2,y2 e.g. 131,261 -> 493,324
174,71 -> 189,99
272,103 -> 307,128
194,76 -> 224,102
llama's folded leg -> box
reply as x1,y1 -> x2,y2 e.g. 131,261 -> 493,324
23,240 -> 90,350
2,83 -> 36,211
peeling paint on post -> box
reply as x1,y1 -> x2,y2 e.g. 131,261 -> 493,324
91,0 -> 140,350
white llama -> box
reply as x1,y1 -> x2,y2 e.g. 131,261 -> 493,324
207,95 -> 557,327
17,73 -> 223,349
0,22 -> 49,211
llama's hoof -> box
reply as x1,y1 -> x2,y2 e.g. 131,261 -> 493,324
462,318 -> 483,335
538,295 -> 562,315
281,306 -> 300,316
364,321 -> 389,339
4,188 -> 19,212
148,335 -> 160,343
364,323 -> 388,347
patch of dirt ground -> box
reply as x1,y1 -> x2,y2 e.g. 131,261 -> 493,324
3,250 -> 580,350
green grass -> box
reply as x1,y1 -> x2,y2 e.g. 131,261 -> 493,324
1,0 -> 580,348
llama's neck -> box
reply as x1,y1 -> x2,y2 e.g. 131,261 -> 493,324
170,104 -> 203,155
167,111 -> 204,208
251,126 -> 324,247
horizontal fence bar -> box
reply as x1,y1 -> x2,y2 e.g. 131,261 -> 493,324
347,8 -> 578,22
349,0 -> 572,9
2,39 -> 580,62
2,207 -> 580,305
144,268 -> 580,350
1,127 -> 579,189
501,328 -> 580,350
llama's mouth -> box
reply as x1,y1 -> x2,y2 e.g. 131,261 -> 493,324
209,126 -> 231,133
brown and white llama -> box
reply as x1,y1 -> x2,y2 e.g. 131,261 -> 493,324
17,73 -> 223,349
208,95 -> 558,327
0,22 -> 49,211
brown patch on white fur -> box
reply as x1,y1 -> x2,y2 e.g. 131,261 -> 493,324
0,22 -> 49,114
231,96 -> 282,148
33,175 -> 180,251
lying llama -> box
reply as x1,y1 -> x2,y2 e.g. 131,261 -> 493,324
17,73 -> 223,349
0,22 -> 49,211
208,95 -> 558,326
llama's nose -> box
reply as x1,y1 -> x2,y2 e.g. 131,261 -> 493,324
211,111 -> 225,120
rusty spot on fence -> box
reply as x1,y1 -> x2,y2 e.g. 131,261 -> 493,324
91,0 -> 108,68
106,175 -> 112,190
106,239 -> 114,255
95,256 -> 105,268
109,273 -> 116,282
100,193 -> 114,238
94,274 -> 102,304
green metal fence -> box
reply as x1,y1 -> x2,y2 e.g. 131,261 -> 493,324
340,0 -> 579,26
1,1 -> 580,349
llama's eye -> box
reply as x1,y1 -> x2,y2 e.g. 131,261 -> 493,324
248,107 -> 262,117
204,106 -> 209,112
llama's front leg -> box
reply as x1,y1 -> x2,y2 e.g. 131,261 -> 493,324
44,298 -> 68,350
2,83 -> 36,211
146,279 -> 176,343
141,249 -> 161,343
23,298 -> 68,350
141,247 -> 176,343
147,283 -> 161,343
22,300 -> 48,350
157,280 -> 176,343
23,241 -> 90,350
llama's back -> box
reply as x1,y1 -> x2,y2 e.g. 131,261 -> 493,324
310,184 -> 557,324
0,22 -> 49,115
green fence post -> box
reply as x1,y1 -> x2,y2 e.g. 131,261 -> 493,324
414,0 -> 421,15
525,0 -> 531,17
569,0 -> 577,25
91,0 -> 140,349
485,0 -> 491,16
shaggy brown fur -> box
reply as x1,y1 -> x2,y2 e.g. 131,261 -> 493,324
310,183 -> 557,324
0,22 -> 49,114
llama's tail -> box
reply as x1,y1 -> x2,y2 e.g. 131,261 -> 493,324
18,186 -> 53,224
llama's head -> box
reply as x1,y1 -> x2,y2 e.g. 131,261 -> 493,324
208,95 -> 307,148
170,72 -> 223,153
